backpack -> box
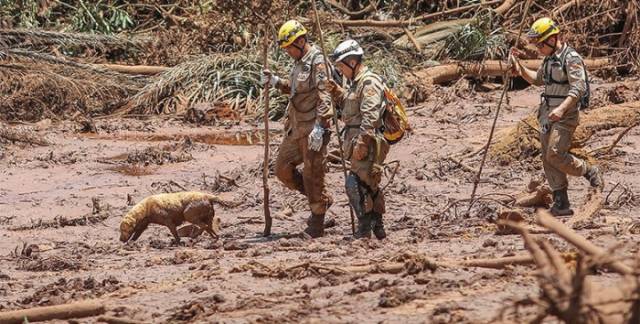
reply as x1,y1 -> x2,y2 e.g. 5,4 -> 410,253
381,86 -> 410,144
542,46 -> 590,109
361,73 -> 410,145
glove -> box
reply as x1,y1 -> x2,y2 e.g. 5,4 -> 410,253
261,69 -> 280,87
352,135 -> 369,161
324,79 -> 344,102
0,51 -> 6,60
308,123 -> 325,152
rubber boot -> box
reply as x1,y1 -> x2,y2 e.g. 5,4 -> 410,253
550,188 -> 574,217
584,165 -> 603,188
303,213 -> 325,238
371,212 -> 387,240
354,213 -> 372,239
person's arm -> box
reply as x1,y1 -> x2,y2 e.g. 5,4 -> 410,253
274,78 -> 291,95
352,80 -> 384,160
313,62 -> 334,128
549,53 -> 586,121
510,48 -> 544,86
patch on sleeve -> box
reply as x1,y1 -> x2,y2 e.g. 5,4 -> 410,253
363,85 -> 378,98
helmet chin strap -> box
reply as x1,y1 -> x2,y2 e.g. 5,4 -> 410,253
344,60 -> 359,79
292,38 -> 306,60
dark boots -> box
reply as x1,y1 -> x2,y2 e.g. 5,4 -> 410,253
354,213 -> 372,239
371,212 -> 386,240
584,165 -> 603,188
303,213 -> 325,238
354,213 -> 386,240
550,188 -> 573,217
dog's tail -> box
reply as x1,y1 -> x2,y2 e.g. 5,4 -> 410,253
205,194 -> 241,208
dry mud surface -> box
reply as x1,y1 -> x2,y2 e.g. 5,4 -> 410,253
1,84 -> 639,323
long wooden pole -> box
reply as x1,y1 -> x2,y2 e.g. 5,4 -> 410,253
467,0 -> 532,214
262,24 -> 272,237
310,0 -> 356,235
0,301 -> 105,324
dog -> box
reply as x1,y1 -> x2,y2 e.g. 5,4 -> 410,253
119,191 -> 231,244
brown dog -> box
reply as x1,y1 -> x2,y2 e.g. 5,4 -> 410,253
119,192 -> 228,244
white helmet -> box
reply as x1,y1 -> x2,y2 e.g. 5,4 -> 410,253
332,39 -> 364,63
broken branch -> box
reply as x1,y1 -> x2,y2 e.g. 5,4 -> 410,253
0,301 -> 105,324
536,210 -> 633,275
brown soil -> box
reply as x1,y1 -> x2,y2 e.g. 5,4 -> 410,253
1,82 -> 640,323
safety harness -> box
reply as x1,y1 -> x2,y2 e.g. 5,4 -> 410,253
541,45 -> 590,109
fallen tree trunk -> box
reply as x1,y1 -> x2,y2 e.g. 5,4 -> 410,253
0,123 -> 50,146
0,301 -> 105,324
490,101 -> 640,164
408,58 -> 611,85
84,128 -> 281,146
536,210 -> 633,275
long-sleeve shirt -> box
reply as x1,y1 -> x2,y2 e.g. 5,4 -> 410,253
274,45 -> 333,138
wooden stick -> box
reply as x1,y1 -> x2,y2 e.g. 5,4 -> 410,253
324,0 -> 376,18
261,24 -> 272,237
0,301 -> 105,324
403,27 -> 422,52
453,255 -> 535,269
606,120 -> 640,154
97,316 -> 148,324
536,210 -> 633,275
311,0 -> 356,235
467,0 -> 533,214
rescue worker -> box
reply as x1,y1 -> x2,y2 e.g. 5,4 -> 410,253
511,18 -> 603,216
326,40 -> 389,239
261,20 -> 334,238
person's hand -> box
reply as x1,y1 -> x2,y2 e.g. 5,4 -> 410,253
548,106 -> 565,122
509,49 -> 525,77
261,69 -> 280,87
352,135 -> 369,161
308,123 -> 325,152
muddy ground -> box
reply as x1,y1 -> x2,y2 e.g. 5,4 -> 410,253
1,81 -> 639,323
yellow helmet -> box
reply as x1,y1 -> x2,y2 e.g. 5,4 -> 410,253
527,17 -> 560,43
277,20 -> 307,48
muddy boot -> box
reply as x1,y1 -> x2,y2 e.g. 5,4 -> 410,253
371,212 -> 386,240
354,213 -> 372,239
303,213 -> 325,238
550,188 -> 574,217
584,165 -> 603,189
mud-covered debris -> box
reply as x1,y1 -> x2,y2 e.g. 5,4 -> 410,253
17,250 -> 86,272
223,240 -> 249,251
430,301 -> 467,323
348,278 -> 400,295
18,276 -> 120,307
378,287 -> 418,308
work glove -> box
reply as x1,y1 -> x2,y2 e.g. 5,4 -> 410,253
308,123 -> 325,152
352,135 -> 369,161
509,48 -> 525,76
324,79 -> 345,102
261,69 -> 280,87
0,51 -> 6,60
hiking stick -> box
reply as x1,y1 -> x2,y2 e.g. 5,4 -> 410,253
261,24 -> 272,236
310,0 -> 356,235
467,0 -> 533,214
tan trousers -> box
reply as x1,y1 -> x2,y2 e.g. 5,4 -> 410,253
349,135 -> 390,214
540,122 -> 587,191
275,132 -> 332,215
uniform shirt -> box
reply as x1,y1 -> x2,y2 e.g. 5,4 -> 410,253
275,45 -> 333,139
336,66 -> 385,158
535,43 -> 587,109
